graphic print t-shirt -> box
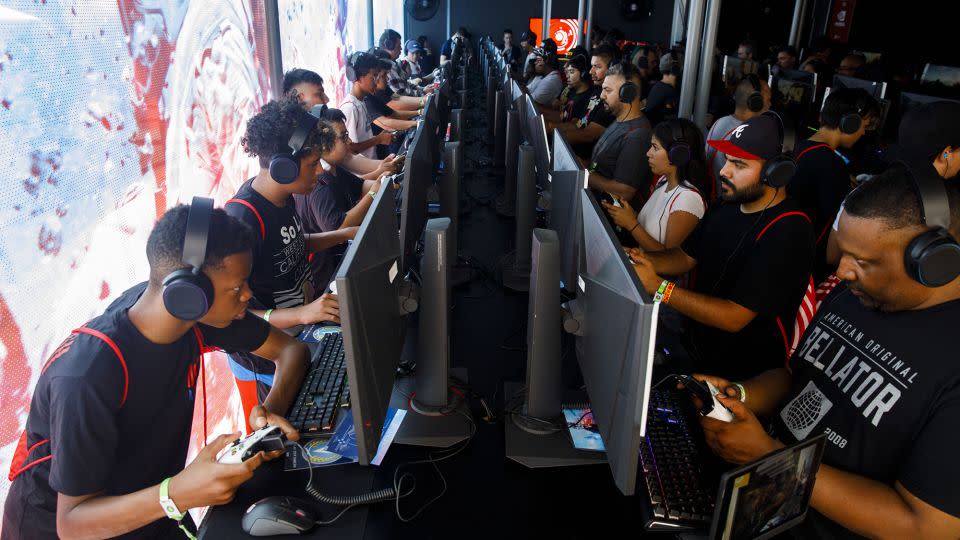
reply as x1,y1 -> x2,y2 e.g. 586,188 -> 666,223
226,179 -> 315,391
775,283 -> 960,538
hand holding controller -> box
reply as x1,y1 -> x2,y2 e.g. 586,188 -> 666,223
678,375 -> 734,422
218,426 -> 287,464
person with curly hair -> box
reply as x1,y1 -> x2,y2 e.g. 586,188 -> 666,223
224,94 -> 357,423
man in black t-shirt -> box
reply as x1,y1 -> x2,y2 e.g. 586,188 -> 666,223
789,88 -> 878,282
692,168 -> 960,539
2,205 -> 307,540
631,113 -> 814,380
552,43 -> 618,159
587,62 -> 653,207
643,52 -> 681,126
225,95 -> 355,425
295,119 -> 391,288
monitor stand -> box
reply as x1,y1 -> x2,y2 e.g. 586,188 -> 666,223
503,228 -> 606,468
390,367 -> 472,448
504,382 -> 607,468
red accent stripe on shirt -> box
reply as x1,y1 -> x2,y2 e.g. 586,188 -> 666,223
795,143 -> 832,161
755,211 -> 811,242
225,198 -> 265,240
72,327 -> 129,407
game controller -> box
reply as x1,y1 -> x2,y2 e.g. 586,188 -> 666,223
677,375 -> 734,422
218,426 -> 287,464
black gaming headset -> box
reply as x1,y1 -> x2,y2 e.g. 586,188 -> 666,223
667,120 -> 692,168
344,51 -> 361,83
162,197 -> 215,320
268,107 -> 321,184
742,73 -> 764,113
759,111 -> 796,188
839,104 -> 864,135
901,161 -> 960,287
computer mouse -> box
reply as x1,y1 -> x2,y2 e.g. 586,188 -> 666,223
241,496 -> 317,536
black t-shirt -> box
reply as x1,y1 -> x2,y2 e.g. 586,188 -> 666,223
775,284 -> 960,539
571,87 -> 616,159
364,90 -> 394,126
590,116 -> 653,204
681,199 -> 815,380
643,81 -> 679,126
559,86 -> 593,123
2,282 -> 270,540
294,167 -> 364,289
789,140 -> 852,282
226,180 -> 314,391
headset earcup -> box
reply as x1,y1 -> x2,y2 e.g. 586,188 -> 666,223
620,82 -> 637,103
668,142 -> 692,167
840,113 -> 862,135
906,231 -> 960,287
269,153 -> 300,184
162,269 -> 214,320
747,91 -> 764,112
763,157 -> 796,188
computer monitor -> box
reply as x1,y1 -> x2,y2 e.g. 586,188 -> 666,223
511,79 -> 525,102
576,189 -> 659,496
921,63 -> 960,87
831,74 -> 886,99
899,92 -> 960,118
775,78 -> 816,111
549,131 -> 586,294
775,68 -> 817,88
335,185 -> 405,466
721,56 -> 760,84
399,123 -> 434,271
524,94 -> 551,186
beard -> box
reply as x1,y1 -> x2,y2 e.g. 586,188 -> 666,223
719,178 -> 765,204
848,284 -> 889,312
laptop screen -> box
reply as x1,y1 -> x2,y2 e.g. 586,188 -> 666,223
709,434 -> 827,540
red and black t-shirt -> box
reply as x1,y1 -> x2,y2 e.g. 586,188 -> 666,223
2,282 -> 270,539
788,140 -> 853,282
681,199 -> 815,380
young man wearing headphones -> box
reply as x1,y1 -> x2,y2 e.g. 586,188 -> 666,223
587,62 -> 653,206
2,203 -> 306,539
790,88 -> 879,282
340,52 -> 394,159
704,74 -> 772,195
691,167 -> 960,539
527,48 -> 564,107
554,55 -> 593,123
552,43 -> 618,159
226,95 -> 355,425
379,29 -> 433,98
630,113 -> 814,380
642,52 -> 682,126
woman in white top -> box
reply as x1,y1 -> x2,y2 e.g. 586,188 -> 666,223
603,118 -> 709,251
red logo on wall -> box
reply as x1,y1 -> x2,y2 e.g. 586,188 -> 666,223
827,0 -> 856,43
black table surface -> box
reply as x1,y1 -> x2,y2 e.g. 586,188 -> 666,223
200,81 -> 677,540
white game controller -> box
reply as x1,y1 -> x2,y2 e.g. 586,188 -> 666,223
703,381 -> 734,422
218,426 -> 287,464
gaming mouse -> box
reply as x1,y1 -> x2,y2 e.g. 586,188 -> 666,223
241,496 -> 317,536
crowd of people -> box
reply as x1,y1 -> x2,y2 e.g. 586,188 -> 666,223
3,20 -> 960,540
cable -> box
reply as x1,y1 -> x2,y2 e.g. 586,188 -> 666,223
293,440 -> 416,526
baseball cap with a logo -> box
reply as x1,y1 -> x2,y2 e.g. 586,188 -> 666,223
707,112 -> 784,161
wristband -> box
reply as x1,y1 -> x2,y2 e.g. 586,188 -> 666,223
629,222 -> 641,234
652,279 -> 670,303
661,282 -> 676,304
368,190 -> 376,199
733,382 -> 747,403
263,308 -> 273,323
160,478 -> 196,540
